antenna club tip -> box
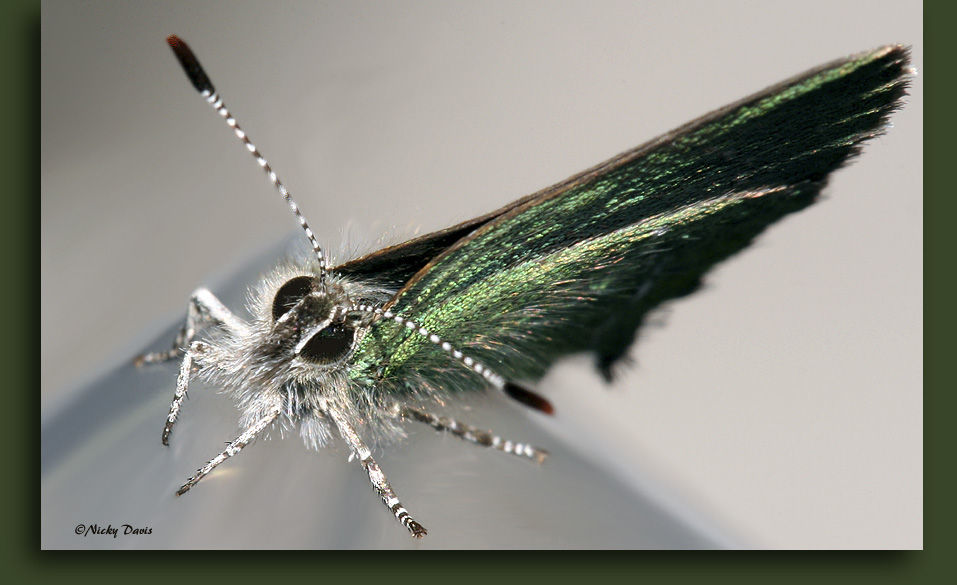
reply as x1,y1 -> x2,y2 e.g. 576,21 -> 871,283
504,382 -> 555,415
165,34 -> 216,94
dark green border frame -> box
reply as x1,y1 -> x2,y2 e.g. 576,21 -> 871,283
5,0 -> 39,573
17,0 -> 941,579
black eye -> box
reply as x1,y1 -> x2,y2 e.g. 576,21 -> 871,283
299,325 -> 356,364
272,276 -> 318,321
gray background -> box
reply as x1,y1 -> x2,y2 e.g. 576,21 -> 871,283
42,0 -> 922,548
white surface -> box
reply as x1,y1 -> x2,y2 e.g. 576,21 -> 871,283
42,243 -> 725,548
41,0 -> 922,548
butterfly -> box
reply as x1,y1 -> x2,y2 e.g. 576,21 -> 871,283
136,35 -> 909,538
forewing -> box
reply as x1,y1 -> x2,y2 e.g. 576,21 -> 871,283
335,210 -> 508,288
352,46 -> 910,392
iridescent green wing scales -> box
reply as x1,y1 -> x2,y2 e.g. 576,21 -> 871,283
350,46 -> 909,392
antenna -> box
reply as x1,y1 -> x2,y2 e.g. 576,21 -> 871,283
166,35 -> 329,284
351,303 -> 555,415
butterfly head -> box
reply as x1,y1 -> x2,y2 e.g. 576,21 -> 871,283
269,275 -> 368,367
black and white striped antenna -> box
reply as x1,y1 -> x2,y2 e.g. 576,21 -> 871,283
351,301 -> 555,418
166,35 -> 329,284
166,35 -> 553,419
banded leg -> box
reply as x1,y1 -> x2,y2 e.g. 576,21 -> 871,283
162,340 -> 210,446
135,288 -> 246,366
398,405 -> 549,464
176,407 -> 280,496
325,405 -> 427,538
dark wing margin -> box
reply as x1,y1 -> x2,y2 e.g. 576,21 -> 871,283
335,212 -> 504,288
351,46 -> 910,391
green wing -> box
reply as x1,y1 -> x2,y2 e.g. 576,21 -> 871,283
351,46 -> 910,393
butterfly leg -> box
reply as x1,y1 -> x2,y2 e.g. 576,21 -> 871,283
161,339 -> 211,446
176,406 -> 280,495
397,405 -> 549,464
325,403 -> 428,538
134,288 -> 245,366
135,289 -> 249,445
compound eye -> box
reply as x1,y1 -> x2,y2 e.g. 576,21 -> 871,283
299,324 -> 356,364
272,276 -> 318,321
